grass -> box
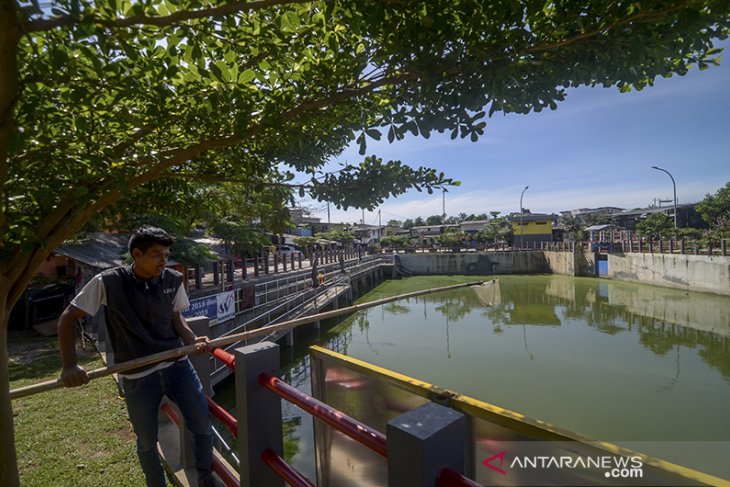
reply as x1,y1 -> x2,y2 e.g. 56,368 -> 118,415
9,330 -> 147,486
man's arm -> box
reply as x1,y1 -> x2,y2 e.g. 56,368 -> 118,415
58,305 -> 90,387
172,312 -> 209,353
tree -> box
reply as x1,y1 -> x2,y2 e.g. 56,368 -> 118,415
696,181 -> 730,228
476,214 -> 512,247
438,227 -> 469,249
292,236 -> 318,258
559,215 -> 585,241
636,213 -> 674,240
2,1 -> 730,483
316,228 -> 355,246
380,234 -> 411,250
426,214 -> 444,225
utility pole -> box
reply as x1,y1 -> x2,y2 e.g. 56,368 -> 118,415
442,188 -> 446,221
651,165 -> 678,228
378,209 -> 382,242
519,186 -> 529,249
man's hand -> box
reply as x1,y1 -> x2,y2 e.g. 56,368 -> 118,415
61,364 -> 90,387
192,336 -> 210,355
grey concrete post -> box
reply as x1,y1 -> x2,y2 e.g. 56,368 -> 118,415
234,341 -> 284,487
187,317 -> 213,396
387,402 -> 467,487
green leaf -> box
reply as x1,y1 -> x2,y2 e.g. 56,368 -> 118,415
365,128 -> 381,140
238,69 -> 255,84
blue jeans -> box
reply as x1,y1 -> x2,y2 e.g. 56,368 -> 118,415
121,359 -> 213,487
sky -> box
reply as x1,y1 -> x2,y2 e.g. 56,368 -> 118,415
296,40 -> 730,226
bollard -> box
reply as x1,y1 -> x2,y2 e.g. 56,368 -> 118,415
234,341 -> 284,487
387,402 -> 467,487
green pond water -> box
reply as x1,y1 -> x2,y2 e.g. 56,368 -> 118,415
218,274 -> 730,481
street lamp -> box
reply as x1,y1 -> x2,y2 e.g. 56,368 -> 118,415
651,166 -> 677,228
519,185 -> 529,248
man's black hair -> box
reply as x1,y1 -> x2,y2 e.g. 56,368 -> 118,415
128,226 -> 175,255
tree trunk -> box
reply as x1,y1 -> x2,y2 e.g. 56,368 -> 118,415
0,303 -> 20,487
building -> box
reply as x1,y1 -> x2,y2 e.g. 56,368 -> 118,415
560,207 -> 624,223
508,213 -> 558,247
354,224 -> 384,248
458,220 -> 490,235
611,203 -> 706,230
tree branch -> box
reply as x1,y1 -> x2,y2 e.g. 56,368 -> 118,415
523,0 -> 696,54
25,0 -> 310,33
166,172 -> 309,188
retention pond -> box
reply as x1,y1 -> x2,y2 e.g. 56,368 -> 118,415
217,274 -> 730,481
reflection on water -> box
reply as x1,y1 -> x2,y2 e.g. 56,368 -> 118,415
218,275 -> 730,480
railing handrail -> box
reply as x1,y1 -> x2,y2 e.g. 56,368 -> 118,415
161,403 -> 240,487
210,347 -> 480,487
207,396 -> 238,438
261,449 -> 315,487
258,371 -> 388,457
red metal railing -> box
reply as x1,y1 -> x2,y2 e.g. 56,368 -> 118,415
211,347 -> 479,487
436,466 -> 483,487
213,347 -> 237,370
261,448 -> 315,487
160,403 -> 239,487
207,396 -> 238,438
259,371 -> 388,457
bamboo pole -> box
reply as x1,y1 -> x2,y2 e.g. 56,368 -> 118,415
10,280 -> 488,400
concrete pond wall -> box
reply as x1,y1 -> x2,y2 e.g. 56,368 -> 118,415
396,250 -> 729,296
608,252 -> 730,296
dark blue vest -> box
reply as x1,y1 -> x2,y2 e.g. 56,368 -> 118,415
100,266 -> 184,371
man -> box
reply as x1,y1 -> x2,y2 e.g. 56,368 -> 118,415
58,226 -> 217,487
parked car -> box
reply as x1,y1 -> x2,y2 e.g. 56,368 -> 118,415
276,245 -> 303,258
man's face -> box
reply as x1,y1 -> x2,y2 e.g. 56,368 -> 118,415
132,243 -> 170,279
